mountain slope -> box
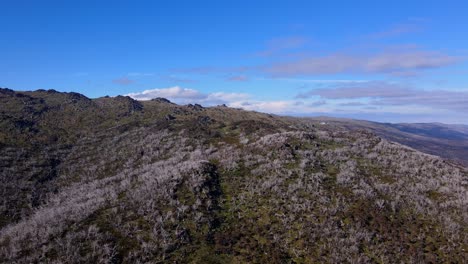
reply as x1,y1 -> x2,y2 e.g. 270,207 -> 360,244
0,88 -> 467,263
305,117 -> 468,166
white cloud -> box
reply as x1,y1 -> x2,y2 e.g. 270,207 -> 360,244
206,92 -> 249,102
126,86 -> 249,106
126,87 -> 204,101
297,81 -> 468,112
126,86 -> 327,113
229,100 -> 334,114
230,100 -> 292,113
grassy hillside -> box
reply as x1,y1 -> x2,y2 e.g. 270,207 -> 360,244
0,88 -> 467,263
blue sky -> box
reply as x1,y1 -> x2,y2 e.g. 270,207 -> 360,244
1,0 -> 468,124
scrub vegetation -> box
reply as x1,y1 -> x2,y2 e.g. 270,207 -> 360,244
0,88 -> 467,263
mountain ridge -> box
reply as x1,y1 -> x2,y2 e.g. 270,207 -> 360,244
0,88 -> 467,263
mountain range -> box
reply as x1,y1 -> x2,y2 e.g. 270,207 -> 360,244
0,88 -> 467,263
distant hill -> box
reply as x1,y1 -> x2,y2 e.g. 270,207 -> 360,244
0,88 -> 467,263
305,117 -> 468,166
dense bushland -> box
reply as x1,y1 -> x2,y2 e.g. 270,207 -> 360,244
0,88 -> 467,263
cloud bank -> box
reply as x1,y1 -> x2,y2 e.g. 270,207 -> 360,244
266,50 -> 459,77
126,84 -> 467,124
126,86 -> 249,105
298,81 -> 468,112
